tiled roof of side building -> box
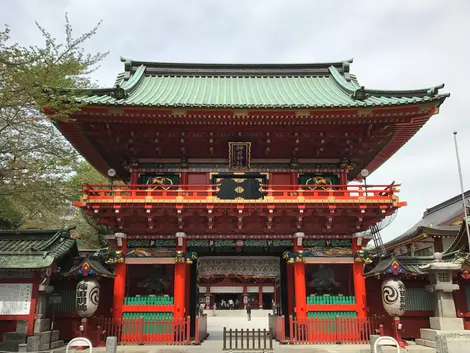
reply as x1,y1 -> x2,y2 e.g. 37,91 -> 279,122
75,57 -> 449,109
384,190 -> 470,249
0,228 -> 77,269
364,251 -> 461,278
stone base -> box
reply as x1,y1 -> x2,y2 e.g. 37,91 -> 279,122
34,330 -> 60,344
436,331 -> 470,353
34,318 -> 51,333
38,340 -> 64,351
16,320 -> 28,334
420,328 -> 439,341
429,317 -> 464,331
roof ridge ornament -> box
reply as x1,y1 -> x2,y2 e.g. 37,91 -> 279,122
427,84 -> 445,96
121,56 -> 133,72
352,86 -> 369,101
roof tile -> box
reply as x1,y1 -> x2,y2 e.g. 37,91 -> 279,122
77,60 -> 448,109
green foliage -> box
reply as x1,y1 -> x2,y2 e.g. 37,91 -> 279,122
0,14 -> 109,247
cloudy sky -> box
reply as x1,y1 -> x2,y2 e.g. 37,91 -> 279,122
2,0 -> 469,241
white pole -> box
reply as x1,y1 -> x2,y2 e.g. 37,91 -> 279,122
453,132 -> 470,248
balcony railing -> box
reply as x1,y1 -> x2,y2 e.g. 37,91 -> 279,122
78,183 -> 399,204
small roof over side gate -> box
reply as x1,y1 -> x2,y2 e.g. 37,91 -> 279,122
0,228 -> 77,270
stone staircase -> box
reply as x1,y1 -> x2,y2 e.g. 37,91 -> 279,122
22,318 -> 64,352
416,328 -> 438,349
0,331 -> 28,352
0,318 -> 64,352
205,309 -> 271,317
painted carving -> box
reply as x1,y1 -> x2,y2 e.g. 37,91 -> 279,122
76,278 -> 100,317
354,250 -> 372,264
381,278 -> 406,317
175,250 -> 185,263
282,251 -> 305,263
385,261 -> 408,276
104,247 -> 125,264
339,158 -> 356,172
126,248 -> 176,258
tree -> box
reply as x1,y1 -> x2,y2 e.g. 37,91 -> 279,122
0,14 -> 108,244
65,161 -> 109,247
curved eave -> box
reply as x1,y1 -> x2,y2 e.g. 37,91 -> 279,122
358,97 -> 446,178
76,95 -> 446,110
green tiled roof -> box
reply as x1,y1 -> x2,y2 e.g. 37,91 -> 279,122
0,229 -> 77,269
363,251 -> 462,278
77,58 -> 449,109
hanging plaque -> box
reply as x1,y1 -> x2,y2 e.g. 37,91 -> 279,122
229,142 -> 251,169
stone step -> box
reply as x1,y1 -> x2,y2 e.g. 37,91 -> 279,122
416,338 -> 437,349
402,346 -> 436,353
2,332 -> 27,342
420,328 -> 439,342
18,343 -> 27,352
206,309 -> 270,317
34,330 -> 60,344
0,340 -> 26,352
39,340 -> 65,351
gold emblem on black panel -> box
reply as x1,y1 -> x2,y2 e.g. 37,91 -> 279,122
306,176 -> 332,190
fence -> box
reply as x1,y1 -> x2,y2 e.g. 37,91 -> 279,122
223,327 -> 273,351
268,314 -> 286,343
289,316 -> 379,344
194,314 -> 208,344
94,317 -> 190,345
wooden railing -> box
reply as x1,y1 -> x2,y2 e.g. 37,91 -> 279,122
94,316 -> 190,345
194,314 -> 208,344
223,327 -> 273,351
289,315 -> 379,344
79,183 -> 400,203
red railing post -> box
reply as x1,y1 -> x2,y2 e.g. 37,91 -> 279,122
186,316 -> 190,344
289,315 -> 294,343
195,316 -> 200,344
138,317 -> 144,345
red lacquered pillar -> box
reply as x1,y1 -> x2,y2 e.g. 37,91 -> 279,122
112,234 -> 127,319
174,232 -> 187,318
27,274 -> 40,335
185,260 -> 191,316
352,235 -> 367,318
293,232 -> 307,319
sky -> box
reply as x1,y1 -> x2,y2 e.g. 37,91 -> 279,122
2,0 -> 469,242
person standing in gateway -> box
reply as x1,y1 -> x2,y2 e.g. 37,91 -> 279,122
246,303 -> 252,321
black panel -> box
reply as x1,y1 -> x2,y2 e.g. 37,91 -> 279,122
212,173 -> 267,200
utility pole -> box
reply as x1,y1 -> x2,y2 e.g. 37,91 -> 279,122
453,131 -> 470,248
